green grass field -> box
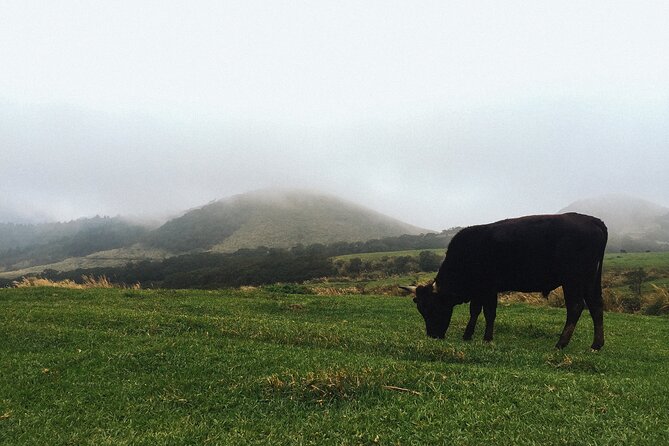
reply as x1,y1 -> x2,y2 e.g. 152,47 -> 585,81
2,287 -> 668,445
604,251 -> 669,271
335,250 -> 669,272
333,249 -> 445,262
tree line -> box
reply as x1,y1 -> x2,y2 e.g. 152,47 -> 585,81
1,231 -> 456,289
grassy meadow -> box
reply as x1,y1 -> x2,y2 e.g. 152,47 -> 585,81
333,249 -> 445,262
2,286 -> 669,445
336,250 -> 669,274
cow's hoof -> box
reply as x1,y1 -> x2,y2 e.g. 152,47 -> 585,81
590,342 -> 603,351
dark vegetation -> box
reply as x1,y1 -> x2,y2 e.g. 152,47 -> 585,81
2,232 -> 453,289
146,202 -> 244,251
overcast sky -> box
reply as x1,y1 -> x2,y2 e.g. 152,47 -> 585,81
1,1 -> 668,229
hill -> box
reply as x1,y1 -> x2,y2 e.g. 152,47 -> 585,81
0,217 -> 152,272
148,189 -> 429,252
560,194 -> 669,252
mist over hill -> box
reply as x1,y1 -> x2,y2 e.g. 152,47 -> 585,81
148,189 -> 429,252
561,194 -> 669,252
0,217 -> 151,271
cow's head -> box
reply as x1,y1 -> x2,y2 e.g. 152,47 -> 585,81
400,282 -> 454,339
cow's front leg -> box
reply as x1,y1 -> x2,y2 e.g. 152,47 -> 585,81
482,296 -> 497,342
463,300 -> 483,340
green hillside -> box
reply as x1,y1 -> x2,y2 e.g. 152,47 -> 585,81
1,287 -> 668,444
148,189 -> 429,252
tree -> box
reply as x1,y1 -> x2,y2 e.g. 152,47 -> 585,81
346,258 -> 363,275
418,250 -> 442,272
624,268 -> 648,297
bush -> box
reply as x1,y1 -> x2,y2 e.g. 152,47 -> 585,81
346,258 -> 363,275
391,256 -> 417,275
547,288 -> 565,308
642,285 -> 669,315
602,289 -> 622,312
604,288 -> 642,313
418,251 -> 442,272
624,268 -> 648,297
619,294 -> 642,313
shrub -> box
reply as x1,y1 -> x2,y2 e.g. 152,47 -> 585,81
642,285 -> 669,315
389,256 -> 419,275
602,289 -> 622,312
619,294 -> 642,313
624,268 -> 648,297
418,251 -> 442,272
547,288 -> 566,308
346,258 -> 363,275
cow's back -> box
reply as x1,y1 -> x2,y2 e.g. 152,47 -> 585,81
436,213 -> 607,297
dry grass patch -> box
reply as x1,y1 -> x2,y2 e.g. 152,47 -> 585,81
499,289 -> 565,307
262,367 -> 423,404
12,275 -> 139,289
263,369 -> 370,403
311,286 -> 362,296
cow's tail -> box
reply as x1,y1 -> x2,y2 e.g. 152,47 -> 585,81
594,218 -> 608,299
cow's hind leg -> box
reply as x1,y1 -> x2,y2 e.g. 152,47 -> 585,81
463,300 -> 483,341
482,295 -> 497,342
556,284 -> 585,349
584,284 -> 605,351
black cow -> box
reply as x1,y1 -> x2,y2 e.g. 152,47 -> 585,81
401,213 -> 608,350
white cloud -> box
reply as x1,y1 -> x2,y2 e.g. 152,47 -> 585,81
1,1 -> 668,228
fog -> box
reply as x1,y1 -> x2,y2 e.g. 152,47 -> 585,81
1,1 -> 668,230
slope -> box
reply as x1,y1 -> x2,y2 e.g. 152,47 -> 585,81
148,189 -> 429,252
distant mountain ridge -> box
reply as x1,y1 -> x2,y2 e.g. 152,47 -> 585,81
0,217 -> 151,272
0,190 -> 429,277
3,191 -> 669,278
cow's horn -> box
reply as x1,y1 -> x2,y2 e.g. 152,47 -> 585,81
399,286 -> 417,294
432,282 -> 439,293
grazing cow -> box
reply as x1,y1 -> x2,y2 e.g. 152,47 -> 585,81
401,213 -> 608,350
